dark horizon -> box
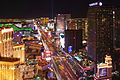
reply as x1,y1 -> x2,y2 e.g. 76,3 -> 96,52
0,0 -> 119,19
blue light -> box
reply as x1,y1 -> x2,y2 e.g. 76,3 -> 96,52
68,46 -> 72,53
74,56 -> 82,61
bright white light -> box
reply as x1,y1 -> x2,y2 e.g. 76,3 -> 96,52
60,34 -> 65,48
46,50 -> 51,53
82,40 -> 87,44
89,2 -> 98,6
42,52 -> 44,56
42,26 -> 45,29
48,31 -> 51,36
46,57 -> 51,61
99,2 -> 102,6
2,28 -> 13,34
45,29 -> 48,32
57,29 -> 61,31
39,42 -> 42,45
113,11 -> 115,14
113,16 -> 115,18
9,67 -> 15,70
46,27 -> 48,30
22,48 -> 25,50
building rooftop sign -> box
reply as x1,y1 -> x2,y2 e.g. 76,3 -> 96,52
89,2 -> 102,7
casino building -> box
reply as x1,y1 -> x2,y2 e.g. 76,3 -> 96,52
88,1 -> 120,72
0,27 -> 14,57
13,43 -> 25,63
0,57 -> 20,80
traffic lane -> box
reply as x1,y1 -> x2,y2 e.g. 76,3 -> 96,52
67,58 -> 83,78
60,58 -> 77,80
62,58 -> 78,80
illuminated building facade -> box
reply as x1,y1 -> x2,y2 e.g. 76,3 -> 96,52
13,44 -> 25,63
36,17 -> 49,25
114,8 -> 120,48
47,21 -> 54,30
88,4 -> 114,62
21,36 -> 34,42
0,57 -> 20,80
56,14 -> 71,35
0,19 -> 23,23
0,19 -> 33,23
112,7 -> 120,71
65,29 -> 82,53
0,24 -> 33,32
95,55 -> 112,80
88,1 -> 120,72
14,31 -> 22,44
66,18 -> 88,40
0,27 -> 14,57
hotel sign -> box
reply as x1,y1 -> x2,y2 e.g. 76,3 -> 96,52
89,2 -> 102,7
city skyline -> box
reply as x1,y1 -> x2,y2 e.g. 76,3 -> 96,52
0,0 -> 119,18
0,0 -> 120,80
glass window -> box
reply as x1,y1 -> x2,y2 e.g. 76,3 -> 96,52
6,33 -> 8,40
12,32 -> 13,38
9,32 -> 10,38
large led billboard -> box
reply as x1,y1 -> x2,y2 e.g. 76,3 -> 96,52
45,50 -> 51,61
99,68 -> 107,77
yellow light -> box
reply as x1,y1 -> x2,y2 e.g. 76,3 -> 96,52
45,29 -> 48,32
21,48 -> 25,50
46,54 -> 50,56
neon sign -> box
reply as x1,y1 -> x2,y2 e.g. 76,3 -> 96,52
89,2 -> 102,7
99,2 -> 103,6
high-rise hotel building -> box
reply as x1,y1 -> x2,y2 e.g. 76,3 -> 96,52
0,27 -> 14,57
0,57 -> 20,80
88,1 -> 120,71
13,43 -> 25,63
66,18 -> 88,40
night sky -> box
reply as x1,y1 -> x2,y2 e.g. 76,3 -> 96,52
0,0 -> 119,19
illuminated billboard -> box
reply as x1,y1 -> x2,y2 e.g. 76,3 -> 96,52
100,68 -> 107,77
47,22 -> 54,29
89,2 -> 102,7
45,50 -> 51,61
68,46 -> 72,53
60,33 -> 65,48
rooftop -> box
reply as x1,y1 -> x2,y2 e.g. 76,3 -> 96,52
13,43 -> 25,46
0,57 -> 20,62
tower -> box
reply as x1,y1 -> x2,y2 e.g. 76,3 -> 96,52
0,27 -> 14,57
51,0 -> 54,20
105,55 -> 112,67
65,29 -> 82,53
87,1 -> 118,73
